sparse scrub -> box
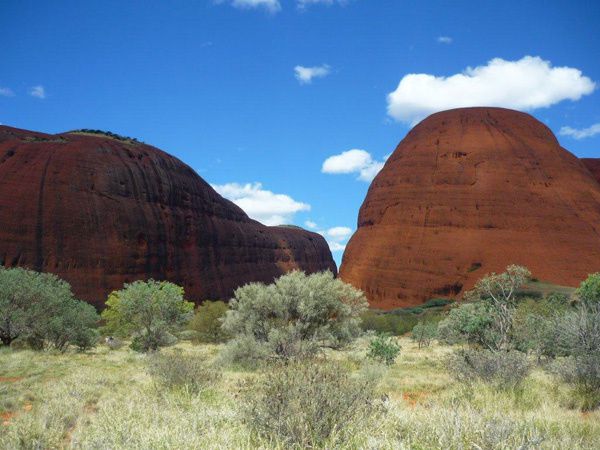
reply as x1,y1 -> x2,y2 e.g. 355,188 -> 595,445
446,348 -> 532,389
1,336 -> 600,449
552,300 -> 600,410
242,359 -> 384,448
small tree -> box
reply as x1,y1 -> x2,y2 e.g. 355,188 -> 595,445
101,280 -> 194,352
0,266 -> 99,351
221,271 -> 367,363
463,265 -> 531,350
188,300 -> 230,344
411,321 -> 437,348
0,266 -> 31,346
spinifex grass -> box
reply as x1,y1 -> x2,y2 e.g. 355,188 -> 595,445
0,338 -> 599,449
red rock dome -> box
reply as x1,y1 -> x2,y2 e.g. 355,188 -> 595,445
0,126 -> 336,308
582,158 -> 600,185
340,107 -> 600,309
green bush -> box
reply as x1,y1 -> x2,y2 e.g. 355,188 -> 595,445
361,307 -> 445,336
101,280 -> 194,352
146,351 -> 218,394
411,321 -> 437,348
221,271 -> 367,364
576,273 -> 600,306
446,349 -> 531,389
437,302 -> 496,348
0,266 -> 99,351
421,298 -> 454,308
242,360 -> 383,448
187,300 -> 229,344
511,295 -> 571,360
367,333 -> 401,365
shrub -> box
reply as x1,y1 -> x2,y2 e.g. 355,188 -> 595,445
221,271 -> 367,364
463,265 -> 531,350
146,351 -> 218,394
103,336 -> 124,350
187,300 -> 229,344
437,302 -> 496,349
446,349 -> 531,389
511,295 -> 572,360
361,307 -> 445,336
242,360 -> 383,447
421,298 -> 454,308
360,311 -> 401,335
101,280 -> 194,352
367,333 -> 401,365
411,321 -> 437,348
553,300 -> 600,409
0,266 -> 99,351
438,265 -> 531,351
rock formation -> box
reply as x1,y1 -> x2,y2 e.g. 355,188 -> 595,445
340,107 -> 600,309
582,158 -> 600,185
0,126 -> 336,308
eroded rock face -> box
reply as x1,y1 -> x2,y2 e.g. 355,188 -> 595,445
582,158 -> 600,185
340,108 -> 600,309
0,126 -> 336,308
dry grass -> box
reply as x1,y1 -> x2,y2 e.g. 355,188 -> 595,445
0,338 -> 599,449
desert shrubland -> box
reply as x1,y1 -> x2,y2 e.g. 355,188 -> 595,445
1,269 -> 600,448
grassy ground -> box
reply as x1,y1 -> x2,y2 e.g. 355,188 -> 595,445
1,338 -> 599,449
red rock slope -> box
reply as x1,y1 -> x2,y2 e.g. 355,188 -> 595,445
340,107 -> 600,309
582,158 -> 600,185
0,126 -> 336,308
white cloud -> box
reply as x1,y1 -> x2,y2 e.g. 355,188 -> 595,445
217,0 -> 281,13
322,149 -> 386,182
437,36 -> 453,44
387,56 -> 596,125
294,64 -> 331,84
318,226 -> 353,253
328,241 -> 346,252
0,87 -> 15,97
211,182 -> 310,226
559,123 -> 600,140
29,85 -> 46,99
325,226 -> 352,240
302,220 -> 353,252
297,0 -> 348,8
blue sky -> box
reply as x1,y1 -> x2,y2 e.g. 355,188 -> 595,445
1,0 -> 599,266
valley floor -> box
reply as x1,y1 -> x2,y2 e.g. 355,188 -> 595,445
1,337 -> 599,449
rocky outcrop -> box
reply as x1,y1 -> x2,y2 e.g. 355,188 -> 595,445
340,107 -> 600,309
0,126 -> 336,308
582,158 -> 600,185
